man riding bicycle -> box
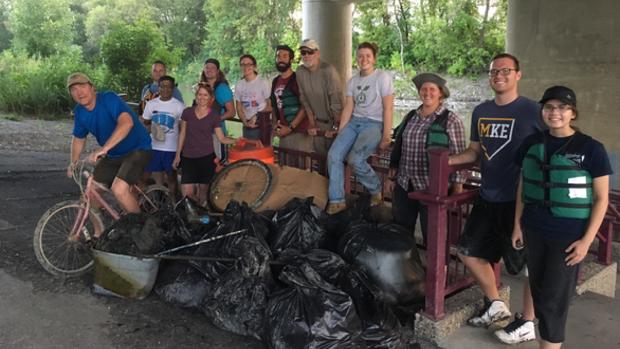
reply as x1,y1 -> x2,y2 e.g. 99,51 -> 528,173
66,72 -> 152,213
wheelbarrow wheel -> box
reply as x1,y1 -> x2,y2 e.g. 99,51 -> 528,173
208,159 -> 273,212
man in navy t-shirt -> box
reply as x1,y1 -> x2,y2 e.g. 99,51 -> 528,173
449,54 -> 545,344
67,72 -> 151,215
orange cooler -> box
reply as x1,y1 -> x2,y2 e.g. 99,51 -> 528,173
228,138 -> 275,164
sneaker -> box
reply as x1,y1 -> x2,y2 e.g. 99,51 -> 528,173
370,192 -> 382,206
467,297 -> 511,328
494,312 -> 536,344
326,202 -> 347,215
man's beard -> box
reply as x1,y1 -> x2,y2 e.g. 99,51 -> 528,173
276,62 -> 291,73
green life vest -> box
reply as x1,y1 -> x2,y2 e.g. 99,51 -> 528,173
271,73 -> 301,125
426,109 -> 450,150
521,132 -> 593,219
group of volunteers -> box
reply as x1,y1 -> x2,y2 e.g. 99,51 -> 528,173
65,35 -> 611,349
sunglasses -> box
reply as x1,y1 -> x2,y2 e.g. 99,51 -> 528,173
300,49 -> 316,56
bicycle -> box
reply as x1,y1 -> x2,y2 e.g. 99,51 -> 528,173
33,160 -> 173,277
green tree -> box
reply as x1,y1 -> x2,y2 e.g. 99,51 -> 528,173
100,19 -> 182,100
0,0 -> 12,52
203,0 -> 300,77
153,0 -> 206,58
353,0 -> 401,69
83,0 -> 157,60
8,0 -> 74,57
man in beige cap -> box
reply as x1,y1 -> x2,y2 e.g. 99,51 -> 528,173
295,38 -> 344,155
66,73 -> 152,216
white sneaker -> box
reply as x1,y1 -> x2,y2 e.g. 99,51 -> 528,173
467,297 -> 511,328
494,313 -> 536,344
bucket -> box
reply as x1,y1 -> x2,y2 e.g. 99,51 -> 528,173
92,249 -> 160,299
228,138 -> 275,164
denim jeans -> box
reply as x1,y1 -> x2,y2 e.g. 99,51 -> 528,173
327,117 -> 383,203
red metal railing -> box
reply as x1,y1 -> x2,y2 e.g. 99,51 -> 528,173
270,142 -> 617,322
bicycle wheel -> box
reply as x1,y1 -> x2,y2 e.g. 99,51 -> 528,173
33,200 -> 103,277
208,159 -> 273,212
139,184 -> 173,213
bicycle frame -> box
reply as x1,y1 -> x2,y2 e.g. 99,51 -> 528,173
68,175 -> 165,241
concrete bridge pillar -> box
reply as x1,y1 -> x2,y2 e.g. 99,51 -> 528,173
507,0 -> 620,187
302,0 -> 353,83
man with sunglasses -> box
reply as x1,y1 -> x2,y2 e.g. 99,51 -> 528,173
295,38 -> 344,155
449,53 -> 545,344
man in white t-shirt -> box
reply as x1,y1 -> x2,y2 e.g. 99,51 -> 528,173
142,76 -> 185,198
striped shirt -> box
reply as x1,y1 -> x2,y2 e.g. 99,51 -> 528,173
397,105 -> 467,191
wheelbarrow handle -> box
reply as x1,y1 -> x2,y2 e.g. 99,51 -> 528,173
147,255 -> 237,262
156,229 -> 247,256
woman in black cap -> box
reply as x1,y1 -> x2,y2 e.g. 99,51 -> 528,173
513,86 -> 612,349
387,73 -> 466,246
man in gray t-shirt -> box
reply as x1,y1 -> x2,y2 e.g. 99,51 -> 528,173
296,38 -> 344,155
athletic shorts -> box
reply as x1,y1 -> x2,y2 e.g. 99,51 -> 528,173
93,150 -> 152,187
457,198 -> 526,274
179,153 -> 216,184
145,150 -> 176,173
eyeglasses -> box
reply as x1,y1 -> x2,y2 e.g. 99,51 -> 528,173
542,104 -> 572,113
488,68 -> 518,76
239,63 -> 254,67
300,49 -> 316,56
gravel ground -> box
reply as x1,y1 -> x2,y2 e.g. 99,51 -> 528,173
0,117 -> 86,153
0,74 -> 491,154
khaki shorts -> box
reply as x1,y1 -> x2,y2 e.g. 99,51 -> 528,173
279,131 -> 314,153
93,150 -> 152,187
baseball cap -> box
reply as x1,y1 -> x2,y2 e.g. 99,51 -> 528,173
539,85 -> 577,107
299,38 -> 320,51
412,73 -> 450,99
66,73 -> 92,89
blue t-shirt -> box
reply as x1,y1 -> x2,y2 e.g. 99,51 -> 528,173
470,96 -> 545,202
214,82 -> 233,134
72,92 -> 151,158
516,131 -> 613,239
141,82 -> 185,104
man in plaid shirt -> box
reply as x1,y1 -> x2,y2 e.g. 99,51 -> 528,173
388,73 -> 466,246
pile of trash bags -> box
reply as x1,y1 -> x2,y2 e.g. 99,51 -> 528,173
96,196 -> 426,348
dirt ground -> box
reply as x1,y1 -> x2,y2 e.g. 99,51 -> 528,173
0,118 -> 265,348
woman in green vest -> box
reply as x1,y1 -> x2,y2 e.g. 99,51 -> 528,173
513,86 -> 612,349
387,73 -> 466,245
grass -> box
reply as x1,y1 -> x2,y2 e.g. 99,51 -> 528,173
0,113 -> 24,121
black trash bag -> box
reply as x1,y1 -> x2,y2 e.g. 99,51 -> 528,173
338,223 -> 425,305
269,197 -> 326,254
94,210 -> 197,255
321,195 -> 372,251
201,272 -> 271,340
220,200 -> 272,247
338,268 -> 405,349
174,197 -> 218,239
94,213 -> 151,255
190,231 -> 272,281
264,263 -> 363,349
276,248 -> 347,286
154,261 -> 211,309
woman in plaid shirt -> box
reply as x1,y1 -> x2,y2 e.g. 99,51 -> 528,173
387,73 -> 466,245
